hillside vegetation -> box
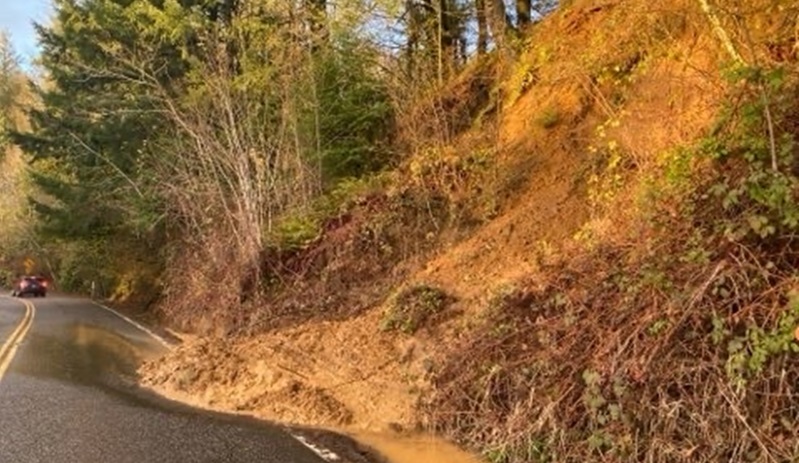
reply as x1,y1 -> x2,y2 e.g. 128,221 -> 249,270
2,0 -> 799,461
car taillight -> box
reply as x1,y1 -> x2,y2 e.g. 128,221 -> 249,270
20,282 -> 28,289
41,281 -> 48,288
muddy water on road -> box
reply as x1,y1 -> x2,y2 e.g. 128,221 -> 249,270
14,324 -> 484,463
8,323 -> 171,411
12,324 -> 159,390
350,432 -> 483,463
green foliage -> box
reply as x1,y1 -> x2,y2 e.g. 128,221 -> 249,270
407,146 -> 497,225
320,175 -> 390,213
13,0 -> 182,240
273,214 -> 321,251
485,437 -> 554,463
577,368 -> 634,458
647,318 -> 669,336
0,266 -> 16,287
485,445 -> 511,463
703,65 -> 799,241
587,122 -> 628,213
536,106 -> 560,129
0,32 -> 19,148
711,312 -> 730,346
0,34 -> 38,265
725,297 -> 799,388
270,174 -> 390,250
381,284 -> 449,334
633,145 -> 699,235
582,370 -> 627,427
679,231 -> 712,266
314,38 -> 395,184
13,0 -> 402,301
54,238 -> 116,294
581,369 -> 608,418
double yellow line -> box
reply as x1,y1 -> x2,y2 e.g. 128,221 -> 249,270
0,297 -> 35,382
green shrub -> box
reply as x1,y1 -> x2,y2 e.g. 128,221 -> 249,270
725,296 -> 799,389
273,213 -> 322,251
381,284 -> 450,334
537,106 -> 561,129
314,37 -> 395,184
704,65 -> 799,241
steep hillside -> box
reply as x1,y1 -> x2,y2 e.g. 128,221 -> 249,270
140,0 -> 799,462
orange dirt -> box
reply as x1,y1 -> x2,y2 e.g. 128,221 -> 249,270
141,309 -> 430,432
138,0 -> 731,460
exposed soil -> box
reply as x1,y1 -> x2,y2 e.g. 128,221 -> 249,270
136,1 -> 779,462
140,309 -> 431,432
137,63 -> 596,457
138,307 -> 486,461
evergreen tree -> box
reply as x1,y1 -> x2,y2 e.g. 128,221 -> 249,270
13,0 -> 197,239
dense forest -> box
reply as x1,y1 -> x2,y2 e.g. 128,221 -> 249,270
0,0 -> 557,300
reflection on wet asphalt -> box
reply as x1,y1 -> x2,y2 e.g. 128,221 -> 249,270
12,324 -> 155,405
0,295 -> 328,463
0,299 -> 25,351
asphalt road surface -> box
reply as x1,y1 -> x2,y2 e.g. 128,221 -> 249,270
0,293 -> 333,463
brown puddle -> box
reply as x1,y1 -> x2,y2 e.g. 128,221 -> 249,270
13,322 -> 480,462
351,432 -> 483,463
12,323 -> 165,404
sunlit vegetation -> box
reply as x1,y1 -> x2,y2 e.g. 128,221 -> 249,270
2,0 -> 799,461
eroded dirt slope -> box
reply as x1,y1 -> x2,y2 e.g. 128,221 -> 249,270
139,0 -> 733,457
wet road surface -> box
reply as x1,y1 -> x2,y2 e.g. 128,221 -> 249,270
0,294 -> 330,463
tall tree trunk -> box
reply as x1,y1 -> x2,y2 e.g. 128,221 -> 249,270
421,0 -> 437,77
516,0 -> 531,28
406,0 -> 419,76
305,0 -> 327,51
438,0 -> 457,82
405,0 -> 461,79
488,0 -> 515,48
476,0 -> 488,55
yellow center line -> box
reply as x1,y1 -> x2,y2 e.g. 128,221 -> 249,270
0,297 -> 35,383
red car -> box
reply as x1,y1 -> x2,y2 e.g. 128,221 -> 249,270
12,276 -> 47,298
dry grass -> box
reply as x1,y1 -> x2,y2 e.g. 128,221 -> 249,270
419,2 -> 799,461
425,212 -> 799,462
159,184 -> 454,335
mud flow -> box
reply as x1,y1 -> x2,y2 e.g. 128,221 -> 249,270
352,432 -> 482,463
10,323 -> 483,462
9,324 -> 162,404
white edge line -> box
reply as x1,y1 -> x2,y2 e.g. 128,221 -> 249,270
92,301 -> 172,349
96,300 -> 338,462
290,434 -> 341,462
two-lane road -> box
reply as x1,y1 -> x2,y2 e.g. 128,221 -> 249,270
0,294 -> 330,463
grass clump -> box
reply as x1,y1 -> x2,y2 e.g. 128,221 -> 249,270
381,284 -> 450,334
537,106 -> 561,129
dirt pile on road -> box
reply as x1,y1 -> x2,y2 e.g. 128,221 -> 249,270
140,309 -> 433,432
